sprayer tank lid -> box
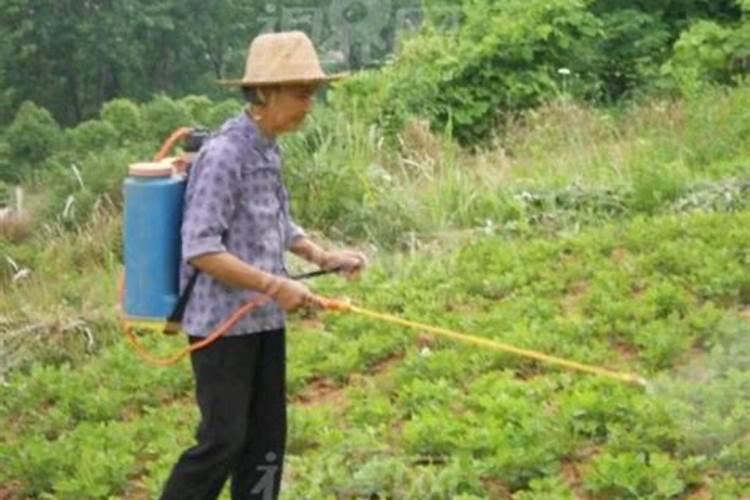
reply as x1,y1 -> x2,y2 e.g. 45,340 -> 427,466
129,161 -> 174,178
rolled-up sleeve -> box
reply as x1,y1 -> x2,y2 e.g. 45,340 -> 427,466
181,138 -> 242,262
285,218 -> 306,250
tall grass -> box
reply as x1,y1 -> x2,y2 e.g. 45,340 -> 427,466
282,84 -> 750,245
503,87 -> 749,184
0,201 -> 122,373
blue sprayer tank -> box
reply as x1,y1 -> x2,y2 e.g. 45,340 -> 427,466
123,161 -> 187,324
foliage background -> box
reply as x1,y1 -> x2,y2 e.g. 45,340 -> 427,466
1,0 -> 749,131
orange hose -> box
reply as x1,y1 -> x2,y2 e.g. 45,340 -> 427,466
119,272 -> 274,366
154,127 -> 192,162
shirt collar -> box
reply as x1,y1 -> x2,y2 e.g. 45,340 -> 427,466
240,111 -> 276,152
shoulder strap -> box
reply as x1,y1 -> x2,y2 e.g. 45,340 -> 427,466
164,269 -> 200,333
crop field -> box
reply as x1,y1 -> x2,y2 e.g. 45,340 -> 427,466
1,208 -> 748,499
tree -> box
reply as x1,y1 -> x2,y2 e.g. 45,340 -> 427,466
4,101 -> 61,180
0,0 -> 263,126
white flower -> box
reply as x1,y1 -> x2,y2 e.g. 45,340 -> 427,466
558,68 -> 572,76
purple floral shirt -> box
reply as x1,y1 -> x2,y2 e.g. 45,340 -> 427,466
179,112 -> 305,337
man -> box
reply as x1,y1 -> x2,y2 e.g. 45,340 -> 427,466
160,31 -> 367,500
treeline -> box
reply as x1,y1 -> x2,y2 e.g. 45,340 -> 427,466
0,0 -> 750,133
0,0 -> 421,127
1,0 -> 749,156
2,0 -> 749,131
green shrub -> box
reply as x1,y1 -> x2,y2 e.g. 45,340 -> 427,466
443,0 -> 601,142
140,94 -> 192,141
66,119 -> 119,153
204,98 -> 243,130
585,451 -> 687,498
100,98 -> 143,143
4,101 -> 61,176
76,148 -> 132,202
335,0 -> 611,144
179,95 -> 213,127
515,476 -> 576,499
665,21 -> 738,95
663,1 -> 750,95
593,8 -> 672,100
41,147 -> 133,228
631,164 -> 690,214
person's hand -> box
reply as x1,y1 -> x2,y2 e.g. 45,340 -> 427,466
321,250 -> 368,280
264,277 -> 321,312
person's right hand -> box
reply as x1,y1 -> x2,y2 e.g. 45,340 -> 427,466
264,276 -> 321,312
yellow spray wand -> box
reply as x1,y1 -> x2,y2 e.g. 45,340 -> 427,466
321,298 -> 648,387
124,268 -> 647,386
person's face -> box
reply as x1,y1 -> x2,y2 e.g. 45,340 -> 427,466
264,84 -> 319,134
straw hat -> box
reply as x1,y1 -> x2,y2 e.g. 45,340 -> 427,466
220,31 -> 346,87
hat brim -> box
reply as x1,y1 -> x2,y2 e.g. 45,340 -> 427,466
218,72 -> 349,87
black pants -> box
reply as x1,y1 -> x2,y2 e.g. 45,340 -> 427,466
160,329 -> 287,500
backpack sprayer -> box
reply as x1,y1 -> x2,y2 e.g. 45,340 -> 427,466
120,129 -> 648,388
118,127 -> 340,363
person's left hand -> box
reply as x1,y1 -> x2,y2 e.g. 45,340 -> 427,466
321,249 -> 368,280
